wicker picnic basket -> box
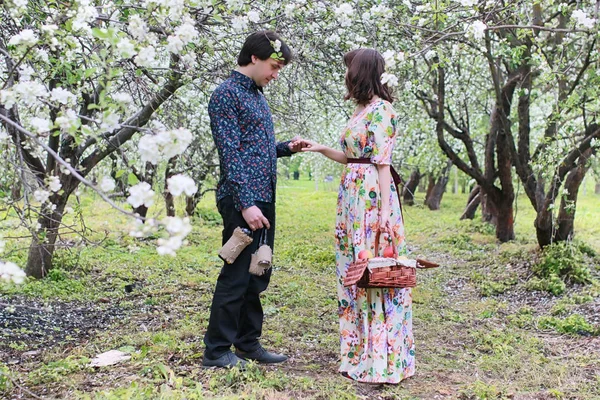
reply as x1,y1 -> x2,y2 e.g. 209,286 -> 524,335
343,228 -> 439,288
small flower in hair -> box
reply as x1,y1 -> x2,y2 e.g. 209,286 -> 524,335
270,39 -> 284,61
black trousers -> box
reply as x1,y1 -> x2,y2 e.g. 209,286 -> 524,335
203,196 -> 276,359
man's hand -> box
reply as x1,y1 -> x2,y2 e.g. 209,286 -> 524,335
288,136 -> 308,153
242,206 -> 271,231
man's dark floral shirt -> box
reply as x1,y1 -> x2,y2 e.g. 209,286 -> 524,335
209,70 -> 293,211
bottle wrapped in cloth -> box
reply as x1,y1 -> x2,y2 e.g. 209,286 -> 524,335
249,229 -> 272,276
218,227 -> 253,264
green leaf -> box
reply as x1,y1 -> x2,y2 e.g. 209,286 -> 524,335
127,173 -> 140,185
115,169 -> 126,179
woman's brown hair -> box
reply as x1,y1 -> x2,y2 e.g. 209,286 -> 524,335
344,49 -> 393,105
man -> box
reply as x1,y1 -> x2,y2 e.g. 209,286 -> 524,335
203,31 -> 302,368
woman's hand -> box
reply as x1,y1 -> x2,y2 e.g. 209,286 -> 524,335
293,139 -> 327,153
379,206 -> 391,231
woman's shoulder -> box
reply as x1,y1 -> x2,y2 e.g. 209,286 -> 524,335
370,99 -> 397,117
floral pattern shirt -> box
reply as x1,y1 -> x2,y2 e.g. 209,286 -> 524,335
209,71 -> 293,211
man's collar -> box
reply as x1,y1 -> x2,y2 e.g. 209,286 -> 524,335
231,70 -> 263,93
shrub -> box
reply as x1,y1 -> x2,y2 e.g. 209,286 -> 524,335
530,242 -> 593,295
538,314 -> 598,336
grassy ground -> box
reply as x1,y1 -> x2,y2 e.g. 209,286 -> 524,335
1,179 -> 599,399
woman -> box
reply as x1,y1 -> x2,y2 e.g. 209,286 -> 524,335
297,49 -> 414,384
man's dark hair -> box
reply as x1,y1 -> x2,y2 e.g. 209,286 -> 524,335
344,49 -> 393,105
237,31 -> 292,66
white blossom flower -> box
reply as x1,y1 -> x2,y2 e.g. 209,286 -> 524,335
382,50 -> 397,69
72,3 -> 98,32
35,48 -> 49,62
117,38 -> 137,58
100,176 -> 116,192
284,4 -> 296,17
48,176 -> 62,192
19,65 -> 35,81
138,134 -> 161,164
467,20 -> 487,40
167,35 -> 185,54
0,90 -> 17,108
247,10 -> 260,23
381,73 -> 399,87
100,111 -> 120,133
50,87 -> 76,105
174,22 -> 198,44
0,130 -> 8,141
272,39 -> 281,52
0,261 -> 26,284
41,24 -> 59,34
30,117 -> 52,133
157,235 -> 184,256
226,0 -> 244,10
138,128 -> 193,165
572,10 -> 596,29
128,15 -> 148,41
231,16 -> 249,32
162,216 -> 192,236
135,46 -> 156,67
13,81 -> 48,105
8,29 -> 39,46
127,182 -> 155,208
334,3 -> 353,27
457,0 -> 477,6
113,92 -> 133,104
55,109 -> 80,132
34,189 -> 51,203
167,174 -> 197,197
64,207 -> 74,214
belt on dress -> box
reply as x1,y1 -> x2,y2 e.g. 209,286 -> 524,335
346,157 -> 404,217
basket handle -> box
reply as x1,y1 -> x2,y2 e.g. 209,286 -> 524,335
374,225 -> 398,258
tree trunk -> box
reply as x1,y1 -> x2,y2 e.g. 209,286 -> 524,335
595,182 -> 600,194
424,161 -> 452,210
461,185 -> 480,220
554,148 -> 593,242
185,196 -> 197,217
534,210 -> 553,248
495,195 -> 515,242
25,194 -> 69,278
164,157 -> 177,217
133,205 -> 149,219
11,182 -> 21,200
402,168 -> 421,206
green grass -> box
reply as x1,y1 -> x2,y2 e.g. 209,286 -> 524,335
1,178 -> 600,399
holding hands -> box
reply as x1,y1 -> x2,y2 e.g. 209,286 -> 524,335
290,138 -> 327,153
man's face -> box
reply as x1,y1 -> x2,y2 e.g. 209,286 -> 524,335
251,55 -> 285,87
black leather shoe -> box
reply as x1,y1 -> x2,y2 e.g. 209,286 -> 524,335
202,352 -> 247,369
235,346 -> 288,364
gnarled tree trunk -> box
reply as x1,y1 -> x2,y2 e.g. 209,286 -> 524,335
554,148 -> 593,242
461,185 -> 480,220
164,156 -> 178,217
402,168 -> 421,206
424,160 -> 452,210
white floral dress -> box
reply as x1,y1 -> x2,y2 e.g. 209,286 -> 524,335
335,99 -> 415,384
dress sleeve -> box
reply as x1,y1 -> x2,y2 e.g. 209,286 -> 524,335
368,102 -> 398,165
209,87 -> 254,211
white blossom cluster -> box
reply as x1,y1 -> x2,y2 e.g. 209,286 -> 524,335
466,20 -> 487,40
138,128 -> 193,164
572,10 -> 596,29
0,260 -> 26,284
157,216 -> 193,256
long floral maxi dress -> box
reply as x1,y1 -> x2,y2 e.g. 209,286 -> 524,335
336,99 -> 415,384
